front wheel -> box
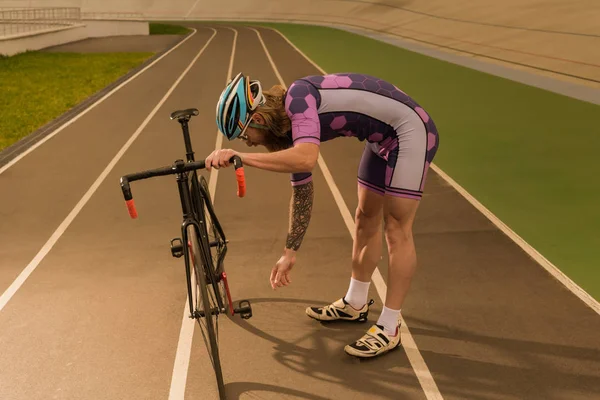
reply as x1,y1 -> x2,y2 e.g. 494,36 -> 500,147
196,174 -> 233,315
187,224 -> 226,399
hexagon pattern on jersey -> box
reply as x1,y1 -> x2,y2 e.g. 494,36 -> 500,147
304,73 -> 413,104
285,75 -> 439,162
318,112 -> 397,143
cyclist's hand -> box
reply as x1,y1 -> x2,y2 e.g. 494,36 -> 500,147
205,148 -> 240,171
270,250 -> 296,290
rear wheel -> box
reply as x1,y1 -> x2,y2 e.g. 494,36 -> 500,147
187,224 -> 226,399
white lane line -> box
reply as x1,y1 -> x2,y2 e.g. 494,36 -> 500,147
0,29 -> 199,176
167,27 -> 238,400
0,29 -> 218,314
252,27 -> 444,400
208,27 -> 239,201
267,26 -> 600,317
168,300 -> 197,400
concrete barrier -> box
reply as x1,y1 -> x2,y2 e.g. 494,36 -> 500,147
0,18 -> 148,56
0,24 -> 86,55
83,19 -> 148,37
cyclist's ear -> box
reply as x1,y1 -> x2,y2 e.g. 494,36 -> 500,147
252,113 -> 266,125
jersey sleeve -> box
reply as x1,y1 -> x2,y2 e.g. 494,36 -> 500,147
290,171 -> 313,187
284,79 -> 321,146
285,79 -> 321,187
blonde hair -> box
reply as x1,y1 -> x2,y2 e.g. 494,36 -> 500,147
255,84 -> 292,152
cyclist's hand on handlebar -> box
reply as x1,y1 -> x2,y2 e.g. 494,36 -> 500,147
205,148 -> 241,171
270,250 -> 296,290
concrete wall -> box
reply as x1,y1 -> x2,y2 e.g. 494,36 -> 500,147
83,19 -> 148,37
0,19 -> 148,55
0,24 -> 86,55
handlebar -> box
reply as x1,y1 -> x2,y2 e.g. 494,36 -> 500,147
120,155 -> 246,219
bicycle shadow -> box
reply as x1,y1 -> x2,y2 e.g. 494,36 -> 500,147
223,297 -> 423,400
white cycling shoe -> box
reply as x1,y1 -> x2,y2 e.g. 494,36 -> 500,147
305,297 -> 374,322
344,323 -> 401,358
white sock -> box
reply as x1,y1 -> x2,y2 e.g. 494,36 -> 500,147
344,277 -> 370,309
377,306 -> 401,336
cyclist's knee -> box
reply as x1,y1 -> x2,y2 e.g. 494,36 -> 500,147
355,204 -> 382,238
384,215 -> 412,246
383,197 -> 418,246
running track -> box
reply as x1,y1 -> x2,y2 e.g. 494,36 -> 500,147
0,24 -> 599,400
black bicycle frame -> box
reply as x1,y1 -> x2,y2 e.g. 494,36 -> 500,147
121,110 -> 245,319
175,166 -> 225,319
177,117 -> 229,278
179,119 -> 196,163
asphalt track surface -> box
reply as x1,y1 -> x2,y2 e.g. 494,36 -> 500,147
1,24 -> 599,400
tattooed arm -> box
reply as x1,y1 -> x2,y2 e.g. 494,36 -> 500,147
285,180 -> 314,252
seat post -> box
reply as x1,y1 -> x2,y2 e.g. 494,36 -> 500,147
180,119 -> 195,162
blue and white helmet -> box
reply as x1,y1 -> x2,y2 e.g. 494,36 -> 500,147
216,72 -> 265,140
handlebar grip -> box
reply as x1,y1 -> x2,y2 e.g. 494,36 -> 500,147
126,199 -> 138,219
230,155 -> 246,198
235,168 -> 246,197
120,176 -> 138,218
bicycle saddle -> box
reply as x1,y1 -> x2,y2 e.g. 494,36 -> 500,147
170,108 -> 199,121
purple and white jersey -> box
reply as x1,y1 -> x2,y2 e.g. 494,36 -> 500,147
284,73 -> 439,188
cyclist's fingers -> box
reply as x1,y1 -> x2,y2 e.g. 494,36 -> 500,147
275,272 -> 284,287
270,268 -> 278,289
217,151 -> 225,164
206,150 -> 221,170
217,152 -> 230,167
278,273 -> 288,286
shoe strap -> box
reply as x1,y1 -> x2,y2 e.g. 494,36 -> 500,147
357,325 -> 390,350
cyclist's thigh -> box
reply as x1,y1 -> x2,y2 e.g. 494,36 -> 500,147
357,143 -> 385,216
385,108 -> 439,200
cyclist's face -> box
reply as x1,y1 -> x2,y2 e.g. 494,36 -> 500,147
242,127 -> 267,147
240,114 -> 268,147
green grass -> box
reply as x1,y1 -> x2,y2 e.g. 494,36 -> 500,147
0,51 -> 153,152
149,22 -> 191,35
254,23 -> 600,301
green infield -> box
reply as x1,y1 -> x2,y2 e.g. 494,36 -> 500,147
0,51 -> 153,152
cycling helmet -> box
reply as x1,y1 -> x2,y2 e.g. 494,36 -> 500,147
216,72 -> 266,140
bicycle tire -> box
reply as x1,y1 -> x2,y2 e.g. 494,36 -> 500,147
191,174 -> 232,315
187,223 -> 226,399
198,176 -> 231,311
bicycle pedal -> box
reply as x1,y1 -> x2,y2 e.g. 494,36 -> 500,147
234,300 -> 252,319
170,238 -> 183,258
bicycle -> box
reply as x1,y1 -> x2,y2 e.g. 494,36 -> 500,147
118,108 -> 253,400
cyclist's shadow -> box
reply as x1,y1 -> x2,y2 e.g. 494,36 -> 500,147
223,297 -> 416,400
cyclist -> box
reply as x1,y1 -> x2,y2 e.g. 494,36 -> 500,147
206,72 -> 439,359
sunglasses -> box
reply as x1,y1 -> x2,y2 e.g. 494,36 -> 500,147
237,119 -> 268,141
